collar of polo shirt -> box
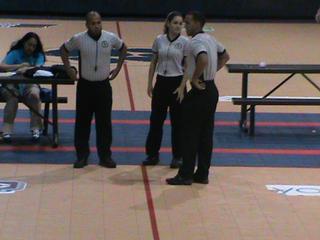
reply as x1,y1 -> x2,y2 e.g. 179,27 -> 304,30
166,34 -> 181,43
192,31 -> 204,38
87,31 -> 102,41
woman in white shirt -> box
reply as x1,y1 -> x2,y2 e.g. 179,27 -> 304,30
144,11 -> 189,168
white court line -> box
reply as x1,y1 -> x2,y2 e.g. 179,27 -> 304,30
219,96 -> 320,102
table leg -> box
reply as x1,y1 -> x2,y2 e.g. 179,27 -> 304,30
52,83 -> 58,148
240,73 -> 248,130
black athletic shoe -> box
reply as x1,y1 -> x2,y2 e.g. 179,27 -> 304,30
142,156 -> 160,166
193,173 -> 209,184
166,175 -> 193,185
99,157 -> 117,168
2,133 -> 12,144
73,158 -> 88,168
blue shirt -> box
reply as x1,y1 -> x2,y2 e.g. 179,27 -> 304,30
3,49 -> 45,94
3,49 -> 45,66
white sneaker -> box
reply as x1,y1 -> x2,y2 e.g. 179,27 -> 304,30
2,133 -> 12,143
31,129 -> 41,142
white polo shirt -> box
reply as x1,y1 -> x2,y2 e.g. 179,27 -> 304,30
64,30 -> 123,81
186,32 -> 226,81
152,34 -> 189,77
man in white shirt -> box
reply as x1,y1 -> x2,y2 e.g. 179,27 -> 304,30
167,11 -> 230,185
60,11 -> 127,168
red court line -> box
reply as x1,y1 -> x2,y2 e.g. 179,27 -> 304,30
1,146 -> 320,155
123,62 -> 135,111
115,21 -> 123,39
256,122 -> 320,127
116,21 -> 135,111
5,118 -> 320,127
141,166 -> 160,240
214,148 -> 320,155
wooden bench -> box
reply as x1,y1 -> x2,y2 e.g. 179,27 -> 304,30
232,97 -> 320,136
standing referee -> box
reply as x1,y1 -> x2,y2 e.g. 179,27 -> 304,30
144,11 -> 189,168
60,11 -> 127,168
167,11 -> 230,185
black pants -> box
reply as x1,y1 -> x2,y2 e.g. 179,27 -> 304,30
178,81 -> 219,179
74,79 -> 112,161
145,75 -> 184,159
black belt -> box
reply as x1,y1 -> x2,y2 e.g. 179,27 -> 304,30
79,78 -> 109,84
203,80 -> 215,84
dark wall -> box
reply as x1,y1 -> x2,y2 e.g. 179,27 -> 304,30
0,0 -> 319,19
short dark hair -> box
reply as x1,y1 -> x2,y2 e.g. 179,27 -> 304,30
85,11 -> 101,23
186,11 -> 206,27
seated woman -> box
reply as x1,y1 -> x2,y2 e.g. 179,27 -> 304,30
0,32 -> 45,143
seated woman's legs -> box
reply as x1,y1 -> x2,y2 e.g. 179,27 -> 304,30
2,84 -> 19,137
23,84 -> 42,139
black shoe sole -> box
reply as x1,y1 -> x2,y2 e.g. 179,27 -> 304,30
142,158 -> 160,166
166,179 -> 193,185
193,175 -> 209,184
99,162 -> 117,168
193,179 -> 209,184
73,163 -> 88,168
73,160 -> 88,168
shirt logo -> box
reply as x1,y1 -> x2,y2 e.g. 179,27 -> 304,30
101,41 -> 109,48
0,180 -> 27,194
174,43 -> 183,50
